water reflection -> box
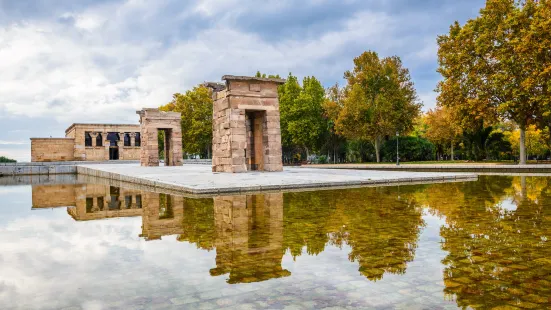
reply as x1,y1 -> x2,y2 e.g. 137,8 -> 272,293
425,176 -> 551,309
26,175 -> 551,309
31,182 -> 426,284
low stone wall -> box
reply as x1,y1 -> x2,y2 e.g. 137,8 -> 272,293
0,174 -> 78,186
31,138 -> 75,162
0,160 -> 138,176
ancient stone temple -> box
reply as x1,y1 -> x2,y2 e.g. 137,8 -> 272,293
137,108 -> 183,167
31,123 -> 141,162
210,75 -> 285,173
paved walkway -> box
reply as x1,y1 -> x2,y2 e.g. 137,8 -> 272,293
77,164 -> 476,195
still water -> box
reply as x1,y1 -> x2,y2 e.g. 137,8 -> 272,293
1,175 -> 550,309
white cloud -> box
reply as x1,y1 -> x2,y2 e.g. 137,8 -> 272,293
0,7 -> 394,126
0,140 -> 29,145
0,0 -> 487,162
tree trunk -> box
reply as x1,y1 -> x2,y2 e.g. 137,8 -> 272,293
521,176 -> 527,201
305,147 -> 309,162
374,138 -> 381,163
451,142 -> 454,161
520,126 -> 527,165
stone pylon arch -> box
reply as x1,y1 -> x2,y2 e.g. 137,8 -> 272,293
208,75 -> 285,173
137,108 -> 183,167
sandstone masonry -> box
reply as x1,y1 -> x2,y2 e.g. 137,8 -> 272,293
210,75 -> 285,173
31,123 -> 141,162
137,108 -> 183,167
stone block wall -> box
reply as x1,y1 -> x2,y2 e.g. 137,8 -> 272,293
137,109 -> 183,167
65,123 -> 141,161
31,138 -> 75,162
211,76 -> 284,173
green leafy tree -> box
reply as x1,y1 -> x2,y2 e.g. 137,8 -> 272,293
279,73 -> 326,159
255,71 -> 281,79
160,85 -> 213,158
0,156 -> 16,163
381,136 -> 435,162
336,51 -> 421,162
485,130 -> 513,160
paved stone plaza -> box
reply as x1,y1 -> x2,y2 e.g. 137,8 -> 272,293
77,164 -> 477,194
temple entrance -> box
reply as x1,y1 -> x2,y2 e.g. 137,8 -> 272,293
106,132 -> 120,160
136,108 -> 183,167
109,147 -> 119,160
246,111 -> 265,171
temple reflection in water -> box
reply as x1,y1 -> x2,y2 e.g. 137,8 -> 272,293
32,184 -> 290,283
29,176 -> 551,309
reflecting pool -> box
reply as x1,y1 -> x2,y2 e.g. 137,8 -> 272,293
1,175 -> 551,309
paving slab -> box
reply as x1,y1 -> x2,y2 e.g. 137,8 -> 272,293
77,164 -> 477,195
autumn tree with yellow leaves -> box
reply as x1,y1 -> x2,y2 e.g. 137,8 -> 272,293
336,51 -> 421,162
437,0 -> 551,164
425,106 -> 462,160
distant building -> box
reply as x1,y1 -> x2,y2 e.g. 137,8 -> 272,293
30,123 -> 141,162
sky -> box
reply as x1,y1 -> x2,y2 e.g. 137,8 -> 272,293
0,0 -> 486,161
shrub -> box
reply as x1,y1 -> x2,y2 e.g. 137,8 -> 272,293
381,136 -> 435,162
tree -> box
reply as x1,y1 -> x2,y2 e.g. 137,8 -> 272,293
159,85 -> 213,158
462,125 -> 494,161
336,51 -> 421,162
381,136 -> 435,162
0,156 -> 16,163
485,130 -> 512,160
279,73 -> 326,159
322,83 -> 347,163
411,115 -> 429,139
437,0 -> 551,164
509,125 -> 548,160
425,106 -> 462,160
255,71 -> 281,79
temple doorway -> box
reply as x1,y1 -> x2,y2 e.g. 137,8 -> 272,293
159,128 -> 172,166
106,132 -> 120,160
246,111 -> 265,171
109,147 -> 119,160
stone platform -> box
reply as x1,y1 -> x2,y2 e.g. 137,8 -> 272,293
77,164 -> 477,195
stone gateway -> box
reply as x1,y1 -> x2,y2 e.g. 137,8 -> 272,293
137,108 -> 183,167
209,75 -> 285,173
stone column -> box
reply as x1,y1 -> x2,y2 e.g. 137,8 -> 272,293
118,132 -> 125,159
129,132 -> 137,147
92,197 -> 99,212
104,132 -> 110,160
90,132 -> 98,147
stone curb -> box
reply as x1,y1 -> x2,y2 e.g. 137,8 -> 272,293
75,165 -> 478,196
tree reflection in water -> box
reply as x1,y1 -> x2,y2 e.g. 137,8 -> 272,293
30,175 -> 551,308
423,176 -> 551,309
